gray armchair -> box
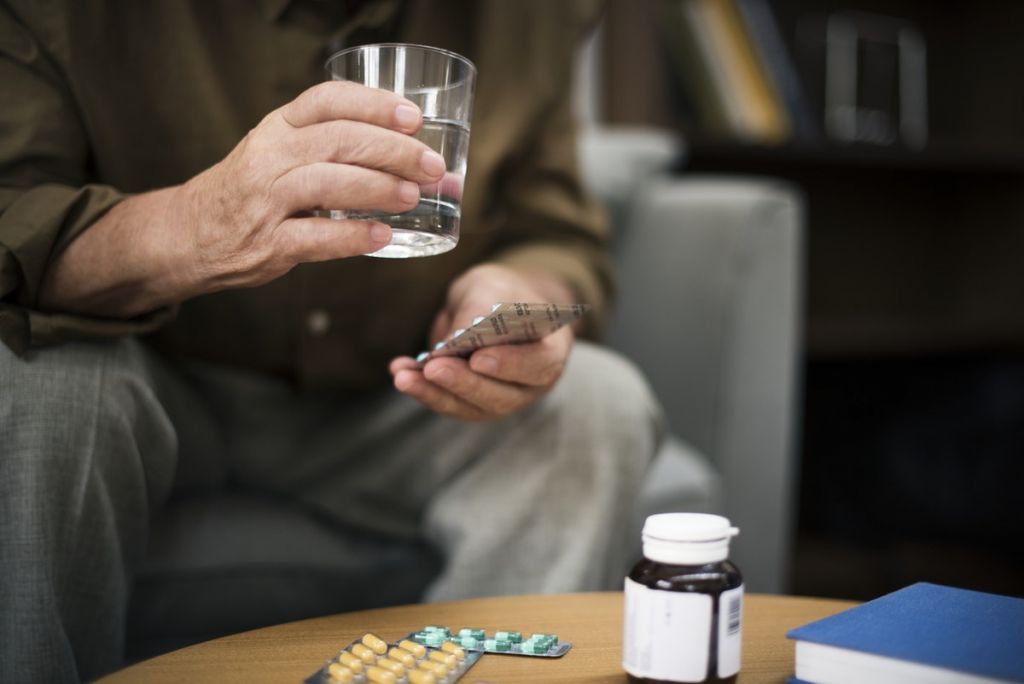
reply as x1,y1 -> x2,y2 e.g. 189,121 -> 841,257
581,126 -> 804,593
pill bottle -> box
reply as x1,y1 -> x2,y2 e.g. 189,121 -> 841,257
622,513 -> 743,683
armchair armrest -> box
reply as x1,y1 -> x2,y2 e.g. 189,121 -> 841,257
608,176 -> 804,592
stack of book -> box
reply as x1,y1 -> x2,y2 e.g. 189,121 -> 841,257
660,0 -> 817,144
787,582 -> 1024,684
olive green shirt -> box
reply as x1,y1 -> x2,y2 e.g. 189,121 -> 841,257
0,0 -> 609,389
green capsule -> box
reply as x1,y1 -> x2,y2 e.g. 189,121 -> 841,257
495,631 -> 522,643
424,625 -> 451,636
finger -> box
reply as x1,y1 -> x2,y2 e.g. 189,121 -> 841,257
468,327 -> 573,388
418,171 -> 465,204
440,172 -> 464,201
393,369 -> 492,422
273,162 -> 421,215
422,358 -> 538,416
280,81 -> 422,133
289,120 -> 446,184
273,216 -> 392,263
389,356 -> 419,375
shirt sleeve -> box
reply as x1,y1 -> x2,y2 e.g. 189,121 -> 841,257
486,4 -> 613,341
0,5 -> 172,355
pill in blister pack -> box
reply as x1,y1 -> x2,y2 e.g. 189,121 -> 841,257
414,303 -> 589,367
409,625 -> 571,658
305,632 -> 482,684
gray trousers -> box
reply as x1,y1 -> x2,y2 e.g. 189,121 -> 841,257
0,338 -> 661,682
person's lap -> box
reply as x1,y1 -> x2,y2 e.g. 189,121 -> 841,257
0,336 -> 660,680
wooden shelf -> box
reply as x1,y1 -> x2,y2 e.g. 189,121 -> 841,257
685,141 -> 1024,176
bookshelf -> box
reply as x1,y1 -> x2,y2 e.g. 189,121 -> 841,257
603,0 -> 1024,600
603,0 -> 1024,359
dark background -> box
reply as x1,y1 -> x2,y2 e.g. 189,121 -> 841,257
601,0 -> 1024,600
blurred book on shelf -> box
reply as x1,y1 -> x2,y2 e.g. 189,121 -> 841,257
658,0 -> 817,144
733,0 -> 820,142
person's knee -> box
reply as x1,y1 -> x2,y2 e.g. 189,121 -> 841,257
559,342 -> 664,437
543,342 -> 665,476
0,339 -> 176,492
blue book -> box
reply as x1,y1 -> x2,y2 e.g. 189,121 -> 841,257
786,582 -> 1024,683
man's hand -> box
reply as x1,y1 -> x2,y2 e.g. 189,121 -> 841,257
178,81 -> 448,292
389,264 -> 577,422
40,81 -> 447,316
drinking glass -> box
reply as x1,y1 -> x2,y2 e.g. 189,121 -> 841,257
325,43 -> 476,258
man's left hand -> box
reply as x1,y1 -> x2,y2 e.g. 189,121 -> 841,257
389,264 -> 576,421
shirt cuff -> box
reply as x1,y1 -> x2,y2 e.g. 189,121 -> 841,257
0,303 -> 177,355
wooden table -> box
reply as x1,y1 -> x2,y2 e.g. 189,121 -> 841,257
101,592 -> 856,683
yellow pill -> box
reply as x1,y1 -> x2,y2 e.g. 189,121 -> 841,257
428,650 -> 457,668
351,643 -> 375,664
336,651 -> 363,673
399,639 -> 427,658
327,662 -> 354,683
362,632 -> 388,655
418,660 -> 448,677
375,657 -> 405,676
407,669 -> 437,684
387,647 -> 416,668
441,641 -> 466,660
365,665 -> 397,684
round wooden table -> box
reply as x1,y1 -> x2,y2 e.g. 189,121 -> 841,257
100,592 -> 856,683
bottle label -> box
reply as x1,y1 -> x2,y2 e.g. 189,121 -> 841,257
717,584 -> 744,677
622,577 -> 712,682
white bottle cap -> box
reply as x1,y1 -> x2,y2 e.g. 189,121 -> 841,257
642,513 -> 740,565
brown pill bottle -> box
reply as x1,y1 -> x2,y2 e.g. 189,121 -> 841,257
622,513 -> 743,683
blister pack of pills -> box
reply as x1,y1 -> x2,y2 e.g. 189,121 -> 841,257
415,303 -> 589,367
410,625 -> 571,658
305,632 -> 481,684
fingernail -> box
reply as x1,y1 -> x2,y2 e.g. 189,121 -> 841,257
370,222 -> 391,244
398,180 -> 419,204
473,355 -> 498,375
394,103 -> 421,130
420,150 -> 446,177
431,367 -> 454,387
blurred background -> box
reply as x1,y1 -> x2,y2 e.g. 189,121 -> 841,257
580,0 -> 1024,601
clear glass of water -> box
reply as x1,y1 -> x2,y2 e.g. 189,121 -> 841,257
325,43 -> 476,258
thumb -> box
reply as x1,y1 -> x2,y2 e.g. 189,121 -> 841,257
276,216 -> 392,263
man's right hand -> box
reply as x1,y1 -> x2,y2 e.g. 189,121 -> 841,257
178,80 -> 446,292
38,81 -> 445,317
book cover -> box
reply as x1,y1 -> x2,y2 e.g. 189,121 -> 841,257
787,583 -> 1024,683
658,0 -> 735,137
688,0 -> 762,140
677,0 -> 751,138
734,0 -> 820,141
716,0 -> 791,143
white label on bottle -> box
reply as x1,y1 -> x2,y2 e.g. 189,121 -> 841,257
717,584 -> 743,677
623,577 -> 712,682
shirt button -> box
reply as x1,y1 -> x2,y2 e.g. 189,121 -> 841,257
306,309 -> 331,336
